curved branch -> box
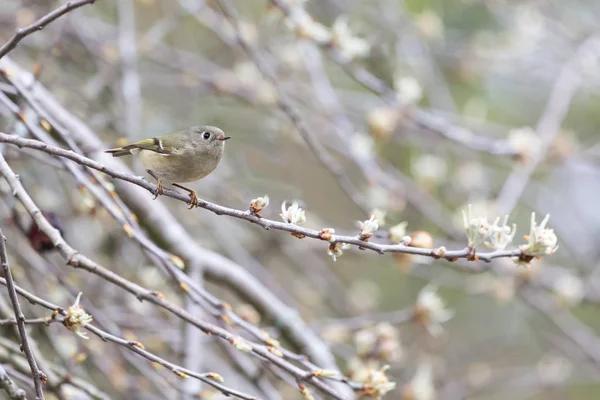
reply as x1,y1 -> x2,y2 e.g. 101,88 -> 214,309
0,132 -> 520,262
0,0 -> 96,60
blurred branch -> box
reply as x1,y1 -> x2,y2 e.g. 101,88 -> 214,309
268,0 -> 518,158
0,0 -> 96,60
0,151 -> 356,400
117,0 -> 141,138
0,57 -> 343,378
0,364 -> 26,400
0,229 -> 46,400
0,278 -> 259,400
0,317 -> 55,327
495,34 -> 600,215
213,0 -> 372,216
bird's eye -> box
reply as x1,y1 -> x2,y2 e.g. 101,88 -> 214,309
202,132 -> 211,140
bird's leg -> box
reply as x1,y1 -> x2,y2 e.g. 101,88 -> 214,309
172,183 -> 199,209
146,170 -> 164,200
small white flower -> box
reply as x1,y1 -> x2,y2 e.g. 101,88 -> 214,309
358,214 -> 379,240
367,107 -> 398,140
508,126 -> 540,162
407,360 -> 435,400
286,9 -> 332,44
553,274 -> 584,307
280,201 -> 306,225
389,221 -> 409,244
414,10 -> 444,40
484,215 -> 517,250
331,17 -> 370,60
371,208 -> 387,227
521,213 -> 558,256
395,76 -> 423,105
411,154 -> 447,185
64,293 -> 93,339
249,195 -> 270,214
362,365 -> 397,398
327,242 -> 351,262
415,286 -> 454,337
462,204 -> 491,248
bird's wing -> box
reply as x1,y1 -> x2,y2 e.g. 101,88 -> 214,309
105,137 -> 174,157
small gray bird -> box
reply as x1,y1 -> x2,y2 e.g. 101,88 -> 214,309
105,125 -> 230,208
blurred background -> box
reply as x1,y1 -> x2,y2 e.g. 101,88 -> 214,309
1,0 -> 600,399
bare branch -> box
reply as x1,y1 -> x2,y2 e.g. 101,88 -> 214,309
0,132 -> 521,263
0,364 -> 26,400
0,0 -> 97,60
0,230 -> 46,399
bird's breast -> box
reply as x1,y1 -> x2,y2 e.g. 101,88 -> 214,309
139,150 -> 220,183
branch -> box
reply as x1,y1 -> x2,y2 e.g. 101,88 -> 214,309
0,230 -> 46,399
495,34 -> 600,215
0,151 -> 352,400
0,365 -> 26,400
0,0 -> 97,60
0,278 -> 259,400
0,132 -> 520,262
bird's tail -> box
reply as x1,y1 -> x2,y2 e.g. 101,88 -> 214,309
104,147 -> 133,157
105,143 -> 143,157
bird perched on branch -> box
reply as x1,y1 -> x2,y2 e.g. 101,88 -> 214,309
105,125 -> 230,208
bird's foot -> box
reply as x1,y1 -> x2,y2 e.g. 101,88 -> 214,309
172,183 -> 199,209
187,191 -> 199,210
153,181 -> 165,200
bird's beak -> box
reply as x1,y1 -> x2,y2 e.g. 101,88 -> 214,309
218,136 -> 232,141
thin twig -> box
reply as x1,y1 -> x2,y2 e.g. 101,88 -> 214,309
0,132 -> 522,262
0,57 -> 345,385
0,229 -> 46,399
0,364 -> 26,400
495,34 -> 600,215
0,152 -> 353,400
0,278 -> 260,400
0,0 -> 97,59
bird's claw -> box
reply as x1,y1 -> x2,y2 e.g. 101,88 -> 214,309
187,191 -> 199,210
153,181 -> 165,200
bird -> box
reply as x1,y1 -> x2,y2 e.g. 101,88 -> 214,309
105,125 -> 230,209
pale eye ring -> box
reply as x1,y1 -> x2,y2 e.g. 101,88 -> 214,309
202,131 -> 211,140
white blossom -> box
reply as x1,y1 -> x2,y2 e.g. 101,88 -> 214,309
462,204 -> 492,248
521,213 -> 558,256
388,221 -> 409,244
484,215 -> 517,250
327,242 -> 350,262
508,126 -> 540,162
358,214 -> 379,240
280,201 -> 306,225
331,17 -> 370,60
415,286 -> 454,337
249,195 -> 269,214
64,293 -> 93,339
285,9 -> 332,44
407,360 -> 435,400
362,365 -> 397,398
395,76 -> 423,105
